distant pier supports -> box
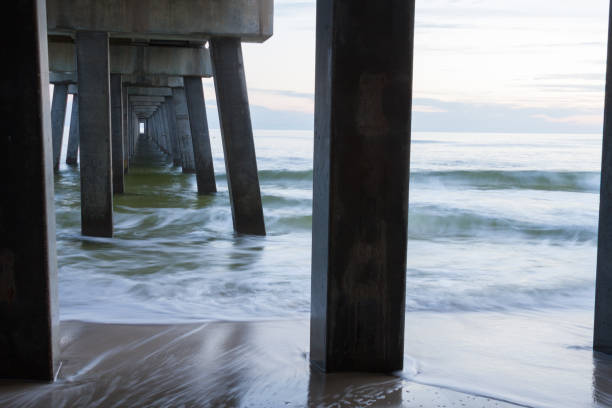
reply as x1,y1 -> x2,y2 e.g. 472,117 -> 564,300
111,74 -> 125,194
66,92 -> 80,165
184,76 -> 217,194
309,0 -> 415,372
122,89 -> 129,172
0,0 -> 58,380
172,88 -> 197,173
164,96 -> 182,167
76,31 -> 113,237
211,38 -> 265,235
50,83 -> 68,171
595,1 -> 612,354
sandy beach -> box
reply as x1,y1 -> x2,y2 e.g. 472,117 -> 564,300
4,312 -> 609,407
0,318 -> 528,408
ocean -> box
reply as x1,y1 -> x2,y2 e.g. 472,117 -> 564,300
53,130 -> 607,407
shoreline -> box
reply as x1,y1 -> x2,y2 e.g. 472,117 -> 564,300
0,318 -> 526,408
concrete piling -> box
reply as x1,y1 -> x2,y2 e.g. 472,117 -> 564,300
165,94 -> 182,167
122,89 -> 129,173
172,88 -> 196,173
309,0 -> 415,373
184,76 -> 217,194
210,38 -> 265,235
66,93 -> 80,165
111,74 -> 125,194
50,83 -> 68,171
76,30 -> 113,237
595,0 -> 612,354
0,0 -> 59,381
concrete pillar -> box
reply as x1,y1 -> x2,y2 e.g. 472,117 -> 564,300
210,38 -> 265,235
122,89 -> 129,173
166,94 -> 182,166
309,0 -> 415,373
595,1 -> 612,353
0,0 -> 59,381
76,31 -> 113,237
111,74 -> 124,194
161,104 -> 174,158
50,83 -> 68,171
172,88 -> 196,173
184,76 -> 217,194
66,94 -> 79,165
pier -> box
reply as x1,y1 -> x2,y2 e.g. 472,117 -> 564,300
3,0 -> 612,405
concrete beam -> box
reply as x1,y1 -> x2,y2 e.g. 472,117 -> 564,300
129,96 -> 165,103
49,71 -> 76,84
309,0 -> 415,373
47,0 -> 273,43
49,42 -> 213,77
50,74 -> 185,87
122,75 -> 184,88
0,0 -> 59,381
127,87 -> 172,97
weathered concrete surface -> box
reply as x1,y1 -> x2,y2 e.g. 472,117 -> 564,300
165,95 -> 182,166
130,96 -> 166,103
0,0 -> 59,381
172,88 -> 196,173
66,93 -> 79,165
49,42 -> 213,77
595,1 -> 612,354
211,38 -> 265,235
111,74 -> 124,194
127,87 -> 173,97
77,31 -> 113,237
50,83 -> 68,171
309,0 -> 415,373
47,0 -> 273,43
122,89 -> 129,172
184,76 -> 216,194
122,74 -> 184,88
49,71 -> 76,84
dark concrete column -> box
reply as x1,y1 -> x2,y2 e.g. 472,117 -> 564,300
111,74 -> 124,194
51,83 -> 68,171
0,0 -> 59,381
166,94 -> 183,167
76,31 -> 113,237
210,38 -> 265,235
595,1 -> 612,353
159,103 -> 172,157
309,0 -> 415,373
161,104 -> 174,158
122,89 -> 129,173
172,88 -> 196,173
66,94 -> 80,165
184,76 -> 217,194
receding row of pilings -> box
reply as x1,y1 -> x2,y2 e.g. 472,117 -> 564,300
11,0 -> 612,387
48,38 -> 265,238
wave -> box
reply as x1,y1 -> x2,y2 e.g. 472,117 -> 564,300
409,206 -> 596,242
411,170 -> 599,193
214,168 -> 600,193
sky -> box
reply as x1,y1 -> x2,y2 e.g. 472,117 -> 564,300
202,0 -> 611,133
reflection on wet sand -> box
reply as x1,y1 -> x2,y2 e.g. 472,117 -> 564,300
0,320 -> 524,408
593,352 -> 612,406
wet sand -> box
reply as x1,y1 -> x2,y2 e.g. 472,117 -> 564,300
0,319 -> 523,407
